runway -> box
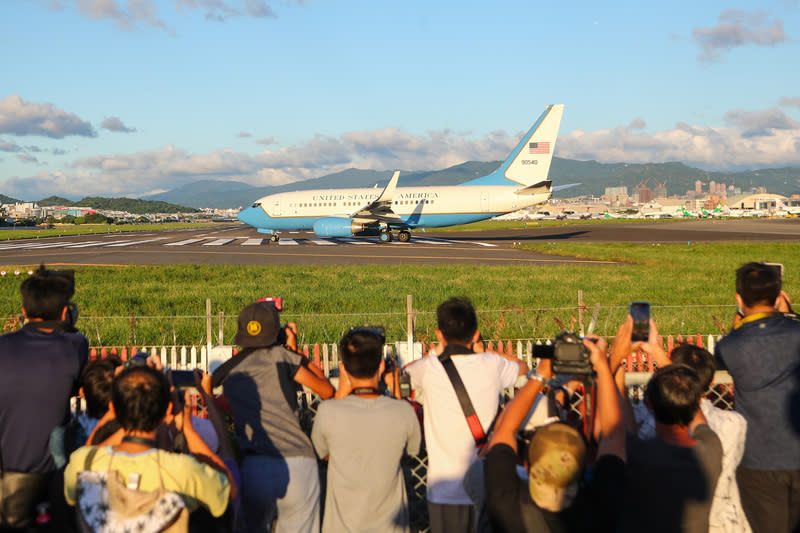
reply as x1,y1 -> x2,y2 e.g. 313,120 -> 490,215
0,218 -> 797,267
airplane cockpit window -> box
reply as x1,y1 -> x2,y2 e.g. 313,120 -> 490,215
251,202 -> 261,208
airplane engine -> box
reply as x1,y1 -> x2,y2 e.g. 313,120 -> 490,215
313,217 -> 365,237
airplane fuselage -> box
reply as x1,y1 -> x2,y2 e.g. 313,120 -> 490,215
239,185 -> 550,233
236,104 -> 565,240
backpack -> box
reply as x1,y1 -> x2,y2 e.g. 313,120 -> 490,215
75,446 -> 189,533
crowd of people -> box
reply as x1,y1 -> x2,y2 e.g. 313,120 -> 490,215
0,262 -> 798,533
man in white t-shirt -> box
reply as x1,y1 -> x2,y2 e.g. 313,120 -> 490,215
405,297 -> 527,533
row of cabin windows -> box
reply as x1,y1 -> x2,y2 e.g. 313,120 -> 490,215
287,200 -> 435,208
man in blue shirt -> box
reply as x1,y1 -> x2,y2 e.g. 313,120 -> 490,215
714,262 -> 800,533
0,267 -> 89,528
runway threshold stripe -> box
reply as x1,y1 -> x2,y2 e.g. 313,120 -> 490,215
308,239 -> 336,246
337,238 -> 371,245
203,239 -> 235,246
65,241 -> 134,248
413,239 -> 452,245
165,239 -> 205,246
278,239 -> 299,245
241,239 -> 264,246
106,237 -> 169,247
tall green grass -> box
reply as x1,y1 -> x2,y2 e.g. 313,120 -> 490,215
0,222 -> 218,241
1,242 -> 796,346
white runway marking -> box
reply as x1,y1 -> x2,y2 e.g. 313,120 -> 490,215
308,239 -> 337,245
65,240 -> 135,248
278,239 -> 299,245
241,239 -> 264,246
203,239 -> 236,246
165,238 -> 206,246
105,237 -> 169,247
336,238 -> 372,245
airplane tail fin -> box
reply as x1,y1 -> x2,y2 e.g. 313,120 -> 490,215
462,104 -> 564,187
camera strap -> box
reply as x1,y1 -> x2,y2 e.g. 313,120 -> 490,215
438,345 -> 487,447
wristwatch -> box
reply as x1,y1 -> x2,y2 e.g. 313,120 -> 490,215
526,369 -> 548,384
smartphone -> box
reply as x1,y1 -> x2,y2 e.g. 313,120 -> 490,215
170,369 -> 197,388
764,262 -> 784,281
630,301 -> 650,342
258,297 -> 284,311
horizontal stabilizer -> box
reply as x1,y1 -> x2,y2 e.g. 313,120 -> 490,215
514,180 -> 552,196
553,182 -> 580,192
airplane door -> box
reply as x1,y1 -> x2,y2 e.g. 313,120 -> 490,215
271,199 -> 282,216
481,191 -> 490,212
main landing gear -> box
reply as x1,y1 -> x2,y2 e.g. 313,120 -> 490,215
269,234 -> 280,243
378,230 -> 412,243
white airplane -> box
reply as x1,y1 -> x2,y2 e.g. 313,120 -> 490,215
776,199 -> 800,216
237,104 -> 566,242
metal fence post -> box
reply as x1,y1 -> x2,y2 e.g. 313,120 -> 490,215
218,311 -> 224,347
406,294 -> 414,349
206,298 -> 212,353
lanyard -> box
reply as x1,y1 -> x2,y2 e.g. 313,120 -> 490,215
351,387 -> 382,396
121,435 -> 158,448
734,311 -> 784,329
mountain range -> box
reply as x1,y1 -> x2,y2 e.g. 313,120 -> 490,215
143,158 -> 800,209
4,158 -> 800,211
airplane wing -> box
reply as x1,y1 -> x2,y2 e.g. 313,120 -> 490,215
514,180 -> 552,196
351,171 -> 406,225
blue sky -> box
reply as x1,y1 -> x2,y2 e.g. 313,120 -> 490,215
1,0 -> 799,200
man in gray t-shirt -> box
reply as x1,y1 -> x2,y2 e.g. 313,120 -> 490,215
214,301 -> 335,533
312,327 -> 422,533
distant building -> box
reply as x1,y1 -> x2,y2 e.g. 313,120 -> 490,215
603,186 -> 629,206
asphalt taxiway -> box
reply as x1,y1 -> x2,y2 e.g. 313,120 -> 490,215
0,218 -> 797,267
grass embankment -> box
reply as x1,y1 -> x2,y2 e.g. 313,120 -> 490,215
1,241 -> 797,346
426,218 -> 675,232
0,222 -> 219,241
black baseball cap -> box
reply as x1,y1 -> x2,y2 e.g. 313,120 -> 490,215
235,301 -> 280,348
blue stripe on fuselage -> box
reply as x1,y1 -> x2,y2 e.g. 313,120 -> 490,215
237,207 -> 503,232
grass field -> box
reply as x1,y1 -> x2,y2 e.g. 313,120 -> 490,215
1,240 -> 797,347
0,222 -> 219,241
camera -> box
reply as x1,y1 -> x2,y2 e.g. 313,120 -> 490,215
169,369 -> 197,388
125,351 -> 150,368
258,296 -> 283,311
532,331 -> 594,375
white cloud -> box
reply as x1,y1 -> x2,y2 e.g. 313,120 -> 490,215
780,97 -> 800,108
691,9 -> 790,62
17,154 -> 41,164
46,0 -> 174,33
3,109 -> 800,199
0,140 -> 23,152
237,131 -> 252,138
557,110 -> 800,169
0,94 -> 97,138
174,0 -> 276,21
100,116 -> 137,133
256,136 -> 276,145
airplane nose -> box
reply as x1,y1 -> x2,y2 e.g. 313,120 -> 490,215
237,206 -> 271,228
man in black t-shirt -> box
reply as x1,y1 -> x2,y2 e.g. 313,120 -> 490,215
485,336 -> 626,533
0,267 -> 89,528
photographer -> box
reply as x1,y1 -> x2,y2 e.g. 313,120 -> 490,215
0,266 -> 88,530
714,262 -> 800,533
404,297 -> 527,533
311,327 -> 421,533
212,301 -> 334,533
63,366 -> 234,521
485,336 -> 625,533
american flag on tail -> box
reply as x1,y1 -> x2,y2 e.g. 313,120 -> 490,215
529,142 -> 550,154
